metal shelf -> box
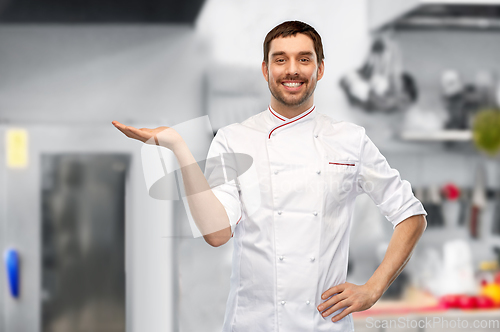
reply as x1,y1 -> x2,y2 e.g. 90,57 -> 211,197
370,0 -> 500,31
400,130 -> 472,141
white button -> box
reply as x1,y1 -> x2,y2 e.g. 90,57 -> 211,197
313,211 -> 318,216
316,170 -> 321,174
279,256 -> 284,261
278,211 -> 282,215
310,257 -> 315,262
274,170 -> 279,175
272,132 -> 276,136
281,300 -> 286,305
314,134 -> 318,138
306,300 -> 310,305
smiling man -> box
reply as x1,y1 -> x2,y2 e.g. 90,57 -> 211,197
263,30 -> 323,114
113,21 -> 427,332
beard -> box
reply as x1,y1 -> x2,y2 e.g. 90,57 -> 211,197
268,74 -> 318,107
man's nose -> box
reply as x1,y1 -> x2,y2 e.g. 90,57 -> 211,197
285,60 -> 299,76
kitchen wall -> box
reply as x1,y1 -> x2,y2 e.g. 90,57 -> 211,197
0,25 -> 205,125
0,24 -> 206,332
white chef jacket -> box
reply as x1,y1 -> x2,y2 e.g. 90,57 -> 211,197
204,105 -> 427,332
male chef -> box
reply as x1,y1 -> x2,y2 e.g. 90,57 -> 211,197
113,20 -> 427,332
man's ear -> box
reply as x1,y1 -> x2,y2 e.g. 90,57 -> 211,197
262,61 -> 269,82
317,60 -> 325,81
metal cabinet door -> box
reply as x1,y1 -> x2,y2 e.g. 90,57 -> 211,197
0,124 -> 175,332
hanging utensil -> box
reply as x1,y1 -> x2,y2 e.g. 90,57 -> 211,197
470,163 -> 487,239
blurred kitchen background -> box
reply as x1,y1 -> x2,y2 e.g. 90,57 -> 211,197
1,0 -> 500,331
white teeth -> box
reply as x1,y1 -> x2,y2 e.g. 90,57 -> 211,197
283,82 -> 302,87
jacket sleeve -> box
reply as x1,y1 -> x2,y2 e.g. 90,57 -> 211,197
356,129 -> 427,228
204,129 -> 242,236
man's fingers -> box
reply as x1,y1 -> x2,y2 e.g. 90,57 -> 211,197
112,121 -> 130,130
114,125 -> 138,140
319,298 -> 349,318
321,283 -> 346,300
112,121 -> 130,134
317,292 -> 346,312
331,306 -> 353,322
114,125 -> 131,137
112,121 -> 150,143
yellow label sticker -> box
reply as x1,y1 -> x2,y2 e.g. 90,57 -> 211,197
6,129 -> 28,168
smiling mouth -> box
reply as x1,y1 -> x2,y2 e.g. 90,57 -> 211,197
282,82 -> 303,88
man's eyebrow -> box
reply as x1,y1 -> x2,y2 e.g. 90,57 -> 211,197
270,51 -> 286,58
298,51 -> 314,56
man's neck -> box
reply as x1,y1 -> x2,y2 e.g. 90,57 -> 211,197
270,100 -> 315,119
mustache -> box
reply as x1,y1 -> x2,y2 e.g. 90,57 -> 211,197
279,75 -> 308,82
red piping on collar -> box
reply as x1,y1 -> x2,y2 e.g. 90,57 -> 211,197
268,106 -> 316,139
268,106 -> 286,121
329,162 -> 355,166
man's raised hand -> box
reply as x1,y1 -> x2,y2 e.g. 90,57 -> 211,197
112,121 -> 183,151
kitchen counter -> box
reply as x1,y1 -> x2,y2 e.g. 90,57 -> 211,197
352,287 -> 500,331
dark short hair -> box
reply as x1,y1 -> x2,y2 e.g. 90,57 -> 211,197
263,20 -> 325,65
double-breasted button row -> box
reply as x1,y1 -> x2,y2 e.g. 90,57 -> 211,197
275,211 -> 318,216
277,256 -> 315,262
279,300 -> 312,305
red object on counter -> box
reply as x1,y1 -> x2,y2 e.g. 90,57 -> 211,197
442,183 -> 460,200
458,295 -> 477,309
440,294 -> 461,309
476,295 -> 495,309
439,294 -> 483,309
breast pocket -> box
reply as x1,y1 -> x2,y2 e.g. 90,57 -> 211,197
324,159 -> 359,207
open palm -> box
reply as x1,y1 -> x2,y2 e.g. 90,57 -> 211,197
112,121 -> 182,150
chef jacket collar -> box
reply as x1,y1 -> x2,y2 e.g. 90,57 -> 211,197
266,104 -> 316,138
268,105 -> 288,124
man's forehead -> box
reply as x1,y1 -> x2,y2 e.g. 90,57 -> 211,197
269,33 -> 316,57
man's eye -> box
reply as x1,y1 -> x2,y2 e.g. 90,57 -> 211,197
276,59 -> 285,63
300,58 -> 310,62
